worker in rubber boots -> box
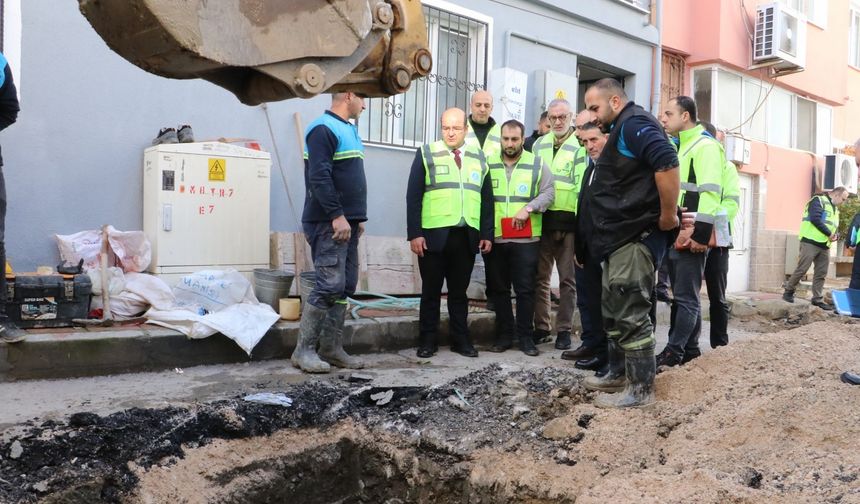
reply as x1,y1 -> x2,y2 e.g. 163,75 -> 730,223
0,51 -> 21,344
484,120 -> 554,356
532,99 -> 584,351
581,79 -> 680,409
292,92 -> 368,374
656,96 -> 725,368
783,186 -> 850,309
406,108 -> 494,359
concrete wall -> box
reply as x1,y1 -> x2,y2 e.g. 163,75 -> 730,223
2,0 -> 657,271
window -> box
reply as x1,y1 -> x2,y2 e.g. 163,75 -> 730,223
795,97 -> 816,152
358,4 -> 490,148
851,5 -> 860,68
692,68 -> 712,123
768,88 -> 793,148
716,70 -> 742,132
780,0 -> 827,26
616,0 -> 651,13
659,51 -> 685,118
742,79 -> 767,141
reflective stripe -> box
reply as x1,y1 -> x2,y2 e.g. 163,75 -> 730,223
559,143 -> 579,153
492,195 -> 508,202
696,213 -> 716,224
332,150 -> 364,160
698,183 -> 722,193
422,145 -> 437,187
464,151 -> 483,161
726,195 -> 740,204
681,182 -> 698,192
680,135 -> 709,158
488,163 -> 504,170
530,156 -> 541,200
431,150 -> 450,158
553,174 -> 573,183
508,196 -> 532,203
426,181 -> 463,191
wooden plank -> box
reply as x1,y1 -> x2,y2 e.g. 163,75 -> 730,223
358,233 -> 370,292
365,236 -> 413,266
366,265 -> 419,295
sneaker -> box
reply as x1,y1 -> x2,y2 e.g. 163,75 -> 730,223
782,290 -> 795,303
533,328 -> 552,345
152,127 -> 179,145
0,321 -> 26,344
655,347 -> 683,369
177,124 -> 195,143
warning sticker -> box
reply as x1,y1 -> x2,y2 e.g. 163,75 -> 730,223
208,158 -> 226,181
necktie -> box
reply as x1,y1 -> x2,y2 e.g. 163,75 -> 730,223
452,149 -> 462,169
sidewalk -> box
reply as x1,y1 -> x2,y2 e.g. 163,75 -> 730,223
0,290 -> 831,382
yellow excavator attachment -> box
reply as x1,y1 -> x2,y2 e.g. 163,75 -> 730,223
78,0 -> 432,105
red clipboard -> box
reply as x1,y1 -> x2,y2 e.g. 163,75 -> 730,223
501,217 -> 533,238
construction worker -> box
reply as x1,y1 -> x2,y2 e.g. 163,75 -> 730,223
0,51 -> 21,344
524,111 -> 550,152
532,99 -> 583,351
657,96 -> 724,368
292,92 -> 368,374
700,121 -> 740,348
484,120 -> 554,356
783,186 -> 850,309
406,108 -> 494,358
570,119 -> 611,374
581,78 -> 680,409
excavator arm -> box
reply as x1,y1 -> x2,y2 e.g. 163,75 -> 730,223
78,0 -> 432,105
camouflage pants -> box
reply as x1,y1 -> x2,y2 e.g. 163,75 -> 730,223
601,241 -> 657,352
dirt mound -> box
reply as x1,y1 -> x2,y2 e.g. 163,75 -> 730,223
2,321 -> 860,503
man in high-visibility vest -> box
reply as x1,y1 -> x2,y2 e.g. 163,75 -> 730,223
484,120 -> 554,356
700,122 -> 741,348
783,186 -> 850,309
657,96 -> 724,369
406,108 -> 495,359
465,90 -> 502,159
292,92 -> 368,374
532,98 -> 583,351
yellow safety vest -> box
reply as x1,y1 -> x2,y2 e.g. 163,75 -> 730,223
799,195 -> 839,245
488,150 -> 544,238
420,140 -> 487,230
465,122 -> 502,159
533,132 -> 583,213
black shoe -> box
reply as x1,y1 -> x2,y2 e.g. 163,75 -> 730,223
533,328 -> 552,344
452,345 -> 479,358
782,290 -> 795,303
594,361 -> 610,378
416,347 -> 435,358
574,356 -> 605,371
811,300 -> 834,310
561,344 -> 599,361
0,322 -> 26,344
519,337 -> 539,356
840,372 -> 860,385
554,331 -> 572,350
655,347 -> 683,369
485,298 -> 496,311
681,348 -> 701,365
488,342 -> 511,353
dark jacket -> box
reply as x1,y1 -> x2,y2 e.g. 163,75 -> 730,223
405,147 -> 495,253
801,195 -> 836,249
0,53 -> 20,167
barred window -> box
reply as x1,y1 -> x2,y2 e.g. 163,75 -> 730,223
358,5 -> 489,148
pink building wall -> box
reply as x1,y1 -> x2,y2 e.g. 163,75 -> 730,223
662,0 -> 857,233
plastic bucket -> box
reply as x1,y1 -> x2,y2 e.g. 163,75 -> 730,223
253,269 -> 294,312
299,271 -> 316,303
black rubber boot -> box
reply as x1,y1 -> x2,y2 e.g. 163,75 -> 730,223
554,330 -> 572,350
594,346 -> 656,409
584,340 -> 625,392
519,334 -> 539,356
290,303 -> 331,373
318,303 -> 364,369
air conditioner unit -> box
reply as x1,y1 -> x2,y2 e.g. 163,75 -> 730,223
723,133 -> 751,165
823,154 -> 859,194
752,3 -> 806,74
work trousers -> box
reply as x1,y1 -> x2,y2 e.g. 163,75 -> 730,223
417,228 -> 476,350
485,241 -> 540,344
784,241 -> 830,303
534,230 -> 576,334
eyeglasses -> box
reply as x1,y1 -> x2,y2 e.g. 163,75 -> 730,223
441,126 -> 465,133
548,114 -> 570,123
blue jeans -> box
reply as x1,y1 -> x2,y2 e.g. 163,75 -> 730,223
303,221 -> 361,309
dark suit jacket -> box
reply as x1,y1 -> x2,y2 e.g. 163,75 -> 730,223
405,147 -> 495,253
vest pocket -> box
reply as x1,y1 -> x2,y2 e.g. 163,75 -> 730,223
429,191 -> 453,216
555,186 -> 576,210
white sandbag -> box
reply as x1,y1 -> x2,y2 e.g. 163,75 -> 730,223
88,267 -> 126,296
172,269 -> 254,314
55,225 -> 152,273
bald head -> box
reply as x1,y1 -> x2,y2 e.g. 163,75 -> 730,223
470,90 -> 494,124
574,109 -> 595,142
441,108 -> 468,149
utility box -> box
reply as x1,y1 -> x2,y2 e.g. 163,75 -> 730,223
143,142 -> 272,284
490,67 -> 528,123
534,70 -> 579,113
4,274 -> 92,328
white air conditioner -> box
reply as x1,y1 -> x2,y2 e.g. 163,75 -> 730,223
723,133 -> 751,165
823,154 -> 859,194
752,3 -> 807,74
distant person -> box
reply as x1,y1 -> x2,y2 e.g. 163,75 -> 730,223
524,111 -> 550,152
0,51 -> 21,344
783,186 -> 850,309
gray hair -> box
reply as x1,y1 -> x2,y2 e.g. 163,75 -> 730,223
547,99 -> 572,111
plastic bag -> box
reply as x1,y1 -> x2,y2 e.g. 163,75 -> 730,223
88,267 -> 126,296
55,226 -> 151,274
172,269 -> 254,314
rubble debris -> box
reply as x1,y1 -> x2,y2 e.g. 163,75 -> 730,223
243,393 -> 293,407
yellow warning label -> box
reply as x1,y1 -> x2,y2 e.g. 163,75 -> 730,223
554,89 -> 567,100
208,158 -> 226,181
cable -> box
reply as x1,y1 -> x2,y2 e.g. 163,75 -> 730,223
739,0 -> 755,42
726,73 -> 777,134
346,292 -> 421,319
261,103 -> 302,230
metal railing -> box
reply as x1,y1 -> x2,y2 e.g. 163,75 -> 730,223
358,5 -> 489,149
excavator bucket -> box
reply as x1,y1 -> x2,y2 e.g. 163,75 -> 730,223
78,0 -> 432,105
